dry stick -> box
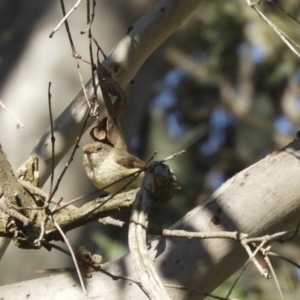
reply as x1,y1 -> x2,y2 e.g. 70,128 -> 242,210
246,230 -> 297,243
87,0 -> 98,115
48,82 -> 55,195
49,0 -> 82,38
248,1 -> 300,58
48,105 -> 90,202
59,0 -> 76,55
162,229 -> 248,240
80,0 -> 96,34
51,217 -> 88,299
144,151 -> 157,167
162,150 -> 185,163
76,59 -> 91,107
225,240 -> 268,300
59,0 -> 91,64
59,0 -> 93,109
267,0 -> 300,26
91,34 -> 106,59
243,241 -> 269,278
98,216 -> 126,228
0,99 -> 24,129
41,3 -> 93,290
47,80 -> 91,203
45,0 -> 92,204
267,251 -> 300,269
280,218 -> 300,242
264,254 -> 284,300
50,189 -> 102,212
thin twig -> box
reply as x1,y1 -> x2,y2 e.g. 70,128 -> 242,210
267,0 -> 300,26
0,99 -> 24,128
162,150 -> 186,162
264,254 -> 285,300
145,151 -> 157,166
49,0 -> 82,38
87,0 -> 98,115
98,216 -> 126,228
48,82 -> 55,195
58,0 -> 90,66
242,241 -> 269,278
91,34 -> 106,59
80,0 -> 96,34
267,251 -> 300,269
76,59 -> 91,107
249,2 -> 300,58
51,216 -> 88,298
225,240 -> 268,299
50,189 -> 102,213
47,109 -> 90,203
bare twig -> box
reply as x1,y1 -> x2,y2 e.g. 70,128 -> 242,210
162,150 -> 186,162
87,0 -> 98,115
0,99 -> 24,129
76,59 -> 91,107
267,0 -> 300,26
162,229 -> 248,240
47,109 -> 90,204
264,252 -> 284,300
48,82 -> 55,195
51,216 -> 87,298
267,251 -> 300,269
80,0 -> 96,34
226,240 -> 269,299
49,0 -> 82,38
248,0 -> 300,58
91,34 -> 106,59
98,216 -> 126,228
242,240 -> 270,278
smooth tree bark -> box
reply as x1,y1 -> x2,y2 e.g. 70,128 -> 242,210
1,139 -> 300,299
0,0 -> 204,258
1,0 -> 299,299
18,0 -> 205,186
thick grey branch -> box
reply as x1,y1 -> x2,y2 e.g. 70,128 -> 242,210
2,139 -> 300,299
17,0 -> 204,187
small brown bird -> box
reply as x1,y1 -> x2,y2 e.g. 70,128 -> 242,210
83,142 -> 145,194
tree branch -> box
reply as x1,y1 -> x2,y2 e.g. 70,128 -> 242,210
16,0 -> 204,187
2,138 -> 300,299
